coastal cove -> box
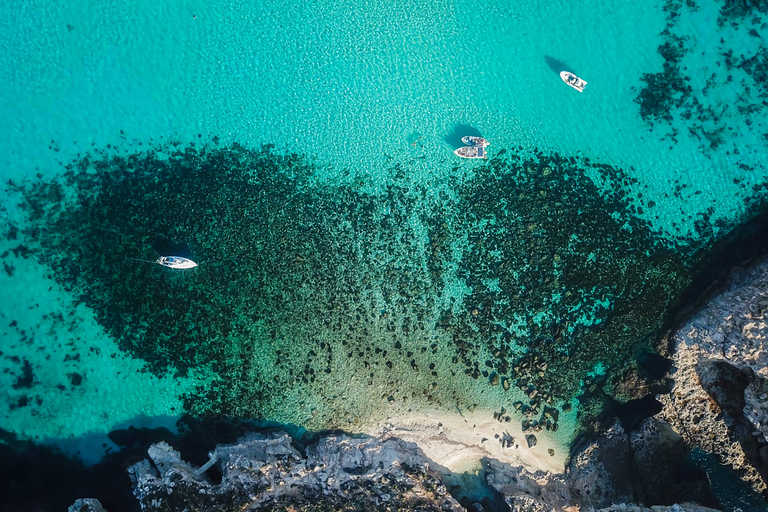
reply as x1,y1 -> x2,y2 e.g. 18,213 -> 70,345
1,0 -> 768,510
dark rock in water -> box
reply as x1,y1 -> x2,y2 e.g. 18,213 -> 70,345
525,434 -> 537,448
12,359 -> 34,389
614,394 -> 664,431
637,350 -> 673,380
68,372 -> 83,386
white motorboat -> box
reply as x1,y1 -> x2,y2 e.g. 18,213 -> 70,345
560,71 -> 587,92
454,145 -> 486,159
461,136 -> 490,147
156,256 -> 198,269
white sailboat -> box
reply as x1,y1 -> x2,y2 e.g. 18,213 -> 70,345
156,256 -> 198,269
129,255 -> 198,269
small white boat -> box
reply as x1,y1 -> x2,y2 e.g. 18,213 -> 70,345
560,71 -> 587,92
454,145 -> 486,159
156,256 -> 198,269
461,136 -> 490,147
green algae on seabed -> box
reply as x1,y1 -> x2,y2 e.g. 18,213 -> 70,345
6,141 -> 731,441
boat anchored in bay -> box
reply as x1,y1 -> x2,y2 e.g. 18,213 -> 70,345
129,256 -> 198,269
454,136 -> 490,159
560,71 -> 587,92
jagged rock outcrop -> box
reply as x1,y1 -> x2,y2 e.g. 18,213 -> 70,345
594,505 -> 720,512
483,456 -> 571,511
659,252 -> 768,493
565,418 -> 719,510
128,431 -> 464,511
64,428 -> 728,512
567,421 -> 634,507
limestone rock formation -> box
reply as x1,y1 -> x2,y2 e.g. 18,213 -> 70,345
483,456 -> 571,511
64,427 -> 728,512
127,431 -> 464,511
565,418 -> 717,510
659,252 -> 768,492
594,505 -> 720,512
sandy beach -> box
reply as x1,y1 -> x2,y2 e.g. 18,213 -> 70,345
369,410 -> 567,476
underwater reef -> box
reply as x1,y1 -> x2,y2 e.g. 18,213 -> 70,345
637,0 -> 768,159
4,139 -> 740,442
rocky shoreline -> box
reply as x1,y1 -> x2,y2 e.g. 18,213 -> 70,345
68,428 -> 719,512
62,250 -> 768,512
657,250 -> 768,496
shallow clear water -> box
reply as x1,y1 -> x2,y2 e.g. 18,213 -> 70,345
1,0 -> 768,470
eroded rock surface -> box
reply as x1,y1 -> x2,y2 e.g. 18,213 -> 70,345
566,419 -> 718,510
128,431 -> 464,511
659,252 -> 768,493
64,427 -> 728,512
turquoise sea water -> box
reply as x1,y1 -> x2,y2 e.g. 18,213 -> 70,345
3,0 -> 766,234
1,0 -> 768,490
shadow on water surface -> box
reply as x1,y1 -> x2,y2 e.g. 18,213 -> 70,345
544,55 -> 575,76
444,124 -> 484,149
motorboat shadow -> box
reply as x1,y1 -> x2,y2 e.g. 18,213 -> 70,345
444,124 -> 485,150
544,55 -> 576,76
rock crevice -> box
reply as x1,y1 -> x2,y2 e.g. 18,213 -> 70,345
659,252 -> 768,494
